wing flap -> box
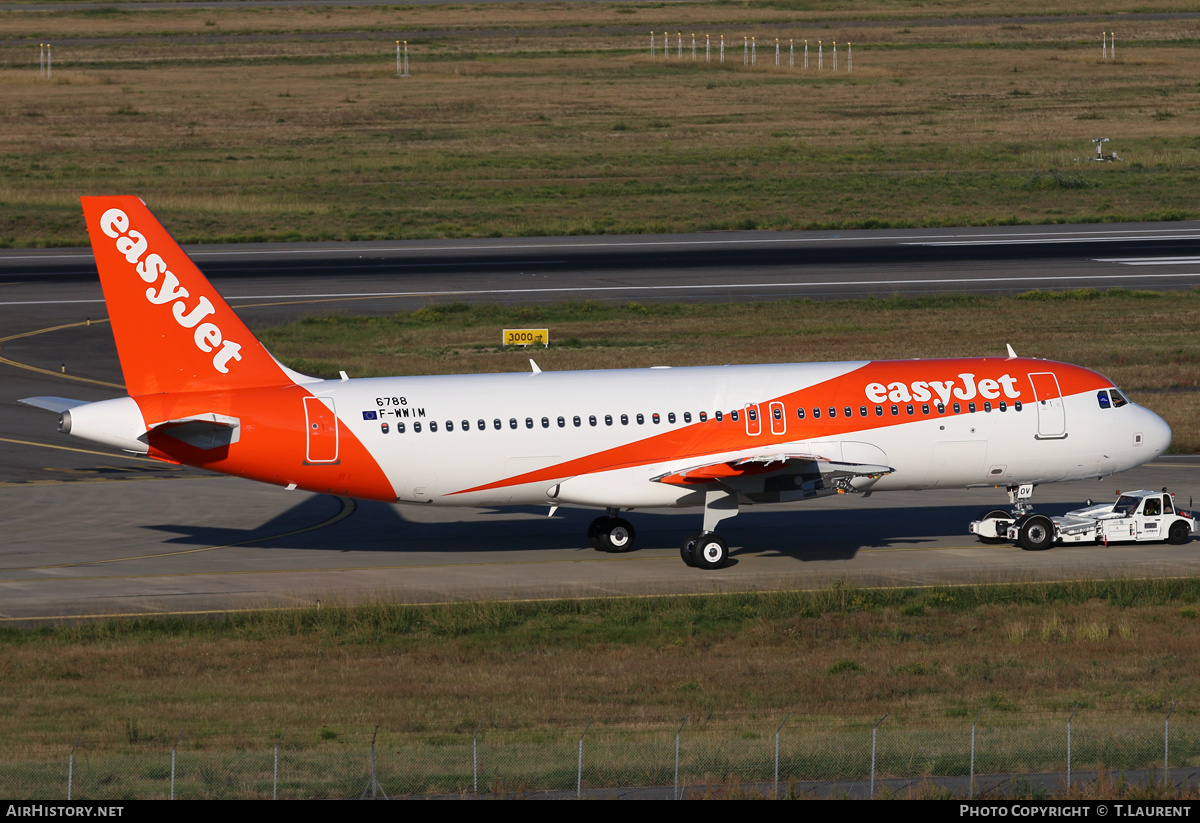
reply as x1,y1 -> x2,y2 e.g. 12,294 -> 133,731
652,448 -> 894,489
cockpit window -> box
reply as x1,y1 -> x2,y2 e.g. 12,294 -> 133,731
1110,389 -> 1129,408
1097,391 -> 1111,410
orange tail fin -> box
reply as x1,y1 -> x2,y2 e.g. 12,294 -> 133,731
81,196 -> 292,396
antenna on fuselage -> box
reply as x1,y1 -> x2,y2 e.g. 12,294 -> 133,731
1005,344 -> 1018,359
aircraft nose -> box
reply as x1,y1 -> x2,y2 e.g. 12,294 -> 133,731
1140,406 -> 1172,457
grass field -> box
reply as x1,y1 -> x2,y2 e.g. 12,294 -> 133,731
3,578 -> 1200,779
257,289 -> 1200,453
1,1 -> 1199,244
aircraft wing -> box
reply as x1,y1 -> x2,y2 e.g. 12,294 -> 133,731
651,444 -> 894,501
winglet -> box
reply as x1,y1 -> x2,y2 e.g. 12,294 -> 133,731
1006,344 -> 1018,359
80,196 -> 293,396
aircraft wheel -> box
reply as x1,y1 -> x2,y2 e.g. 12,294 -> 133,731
1167,521 -> 1191,545
1017,514 -> 1054,551
602,517 -> 636,553
587,516 -> 609,551
680,531 -> 701,567
976,509 -> 1012,545
695,532 -> 729,570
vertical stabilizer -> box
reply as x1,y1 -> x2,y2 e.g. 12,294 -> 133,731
81,196 -> 291,395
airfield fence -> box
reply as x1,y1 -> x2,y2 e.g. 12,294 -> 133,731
2,713 -> 1197,799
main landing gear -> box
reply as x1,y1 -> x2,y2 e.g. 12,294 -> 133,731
679,531 -> 729,570
588,510 -> 636,553
589,487 -> 741,570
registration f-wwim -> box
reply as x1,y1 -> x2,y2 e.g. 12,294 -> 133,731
21,197 -> 1176,568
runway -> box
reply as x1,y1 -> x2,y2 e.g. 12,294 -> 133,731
3,222 -> 1199,621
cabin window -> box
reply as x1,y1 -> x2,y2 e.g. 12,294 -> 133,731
860,406 -> 868,417
637,413 -> 645,424
875,405 -> 883,416
773,407 -> 783,420
605,414 -> 613,426
906,404 -> 914,416
999,402 -> 1007,412
573,416 -> 581,427
542,417 -> 550,428
845,406 -> 853,418
683,412 -> 691,423
715,411 -> 723,422
700,412 -> 708,422
525,418 -> 533,429
430,421 -> 439,433
589,415 -> 597,427
891,405 -> 899,416
669,412 -> 677,423
1014,401 -> 1022,412
731,410 -> 739,422
621,414 -> 629,425
557,416 -> 566,428
797,408 -> 805,420
653,413 -> 661,424
983,402 -> 992,412
953,403 -> 961,414
493,419 -> 501,430
968,402 -> 977,413
813,408 -> 821,419
462,420 -> 469,431
936,403 -> 945,414
509,418 -> 517,429
828,407 -> 836,418
921,404 -> 929,415
398,422 -> 406,434
446,420 -> 454,432
414,421 -> 422,433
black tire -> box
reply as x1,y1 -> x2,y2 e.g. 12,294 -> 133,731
680,531 -> 701,567
1167,521 -> 1191,545
1017,514 -> 1055,551
976,509 -> 1012,545
587,516 -> 609,551
695,532 -> 729,570
602,517 -> 636,553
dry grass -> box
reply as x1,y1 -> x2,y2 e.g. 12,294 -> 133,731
3,580 -> 1200,759
1,3 -> 1199,244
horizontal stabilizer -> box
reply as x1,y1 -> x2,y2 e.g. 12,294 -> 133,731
18,397 -> 89,413
147,412 -> 241,450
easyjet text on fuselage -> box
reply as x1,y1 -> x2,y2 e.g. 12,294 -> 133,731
864,373 -> 1021,405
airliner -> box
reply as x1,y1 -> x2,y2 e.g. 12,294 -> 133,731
21,197 -> 1173,569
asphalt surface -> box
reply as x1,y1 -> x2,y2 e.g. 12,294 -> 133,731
2,222 -> 1200,622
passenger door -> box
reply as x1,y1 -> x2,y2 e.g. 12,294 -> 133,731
1028,372 -> 1067,439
